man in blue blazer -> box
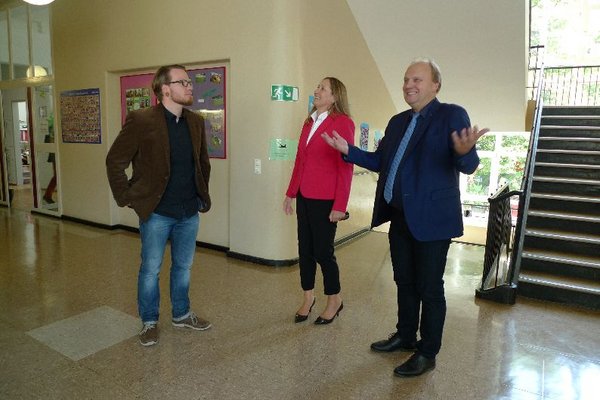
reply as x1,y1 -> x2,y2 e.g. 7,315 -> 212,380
323,59 -> 488,376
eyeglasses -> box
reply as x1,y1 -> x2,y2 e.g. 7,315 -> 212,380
168,79 -> 193,87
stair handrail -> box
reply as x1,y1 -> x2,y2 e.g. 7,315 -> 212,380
508,63 -> 546,286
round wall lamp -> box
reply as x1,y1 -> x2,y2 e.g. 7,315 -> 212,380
26,65 -> 48,77
23,1 -> 55,5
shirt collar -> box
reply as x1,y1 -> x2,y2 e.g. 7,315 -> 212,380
311,110 -> 329,122
162,103 -> 185,121
416,98 -> 436,118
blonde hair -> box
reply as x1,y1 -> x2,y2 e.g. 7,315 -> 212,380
410,58 -> 442,92
305,77 -> 350,123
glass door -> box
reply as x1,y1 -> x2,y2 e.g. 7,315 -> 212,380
31,84 -> 58,213
0,87 -> 29,209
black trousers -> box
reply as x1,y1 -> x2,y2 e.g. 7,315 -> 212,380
296,193 -> 340,295
388,207 -> 451,359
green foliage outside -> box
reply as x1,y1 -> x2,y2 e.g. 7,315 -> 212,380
476,135 -> 495,152
499,155 -> 526,191
466,158 -> 491,196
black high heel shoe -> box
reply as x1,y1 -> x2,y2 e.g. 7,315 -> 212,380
314,302 -> 343,325
294,298 -> 316,323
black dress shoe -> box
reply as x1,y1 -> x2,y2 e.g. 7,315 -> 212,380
294,298 -> 316,323
314,302 -> 343,325
393,353 -> 435,377
370,332 -> 417,352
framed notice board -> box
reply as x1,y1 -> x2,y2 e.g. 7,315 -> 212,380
120,66 -> 226,159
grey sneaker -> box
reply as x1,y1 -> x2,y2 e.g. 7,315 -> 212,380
139,323 -> 158,346
172,312 -> 212,331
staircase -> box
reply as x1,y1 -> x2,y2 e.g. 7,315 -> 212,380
518,106 -> 600,310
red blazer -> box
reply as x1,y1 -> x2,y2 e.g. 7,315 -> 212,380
286,113 -> 355,212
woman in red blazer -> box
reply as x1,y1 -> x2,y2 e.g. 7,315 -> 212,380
283,77 -> 355,325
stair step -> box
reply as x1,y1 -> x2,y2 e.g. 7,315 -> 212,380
539,136 -> 600,142
523,227 -> 600,258
521,249 -> 600,269
533,176 -> 600,185
519,271 -> 600,294
542,106 -> 600,116
520,249 -> 600,281
540,125 -> 600,130
527,210 -> 600,235
525,228 -> 600,244
535,162 -> 600,170
537,149 -> 600,156
538,137 -> 600,152
531,193 -> 600,203
529,210 -> 600,223
541,115 -> 600,126
518,270 -> 600,310
529,193 -> 600,216
534,163 -> 600,180
536,150 -> 600,165
531,179 -> 600,197
539,126 -> 600,139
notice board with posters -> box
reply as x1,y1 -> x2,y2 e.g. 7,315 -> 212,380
60,88 -> 102,144
120,66 -> 226,159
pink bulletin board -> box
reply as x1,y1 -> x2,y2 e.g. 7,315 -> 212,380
120,73 -> 157,125
119,66 -> 226,159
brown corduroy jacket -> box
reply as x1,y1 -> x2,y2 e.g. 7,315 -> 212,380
106,104 -> 211,221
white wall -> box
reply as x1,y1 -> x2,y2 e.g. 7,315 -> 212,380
347,0 -> 528,131
51,0 -> 397,261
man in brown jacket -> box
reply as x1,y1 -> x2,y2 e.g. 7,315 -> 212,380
106,65 -> 211,346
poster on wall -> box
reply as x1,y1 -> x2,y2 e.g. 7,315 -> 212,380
190,67 -> 226,159
119,66 -> 226,159
121,72 -> 158,125
120,72 -> 156,123
359,122 -> 369,150
60,88 -> 101,144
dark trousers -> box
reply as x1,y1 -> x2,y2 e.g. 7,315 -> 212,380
296,193 -> 340,295
388,208 -> 451,359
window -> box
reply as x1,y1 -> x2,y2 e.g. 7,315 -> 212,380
0,10 -> 8,80
461,132 -> 530,219
0,3 -> 52,81
9,5 -> 29,79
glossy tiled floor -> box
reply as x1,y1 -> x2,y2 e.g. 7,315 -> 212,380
0,208 -> 599,400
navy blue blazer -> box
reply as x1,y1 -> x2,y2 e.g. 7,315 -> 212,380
345,98 -> 480,241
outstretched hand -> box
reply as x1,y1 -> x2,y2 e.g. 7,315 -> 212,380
321,130 -> 349,155
451,126 -> 489,156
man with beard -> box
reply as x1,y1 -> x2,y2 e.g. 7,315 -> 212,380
107,65 -> 212,346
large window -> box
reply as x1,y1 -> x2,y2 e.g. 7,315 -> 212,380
461,132 -> 530,219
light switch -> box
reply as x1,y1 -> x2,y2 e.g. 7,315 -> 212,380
254,158 -> 261,174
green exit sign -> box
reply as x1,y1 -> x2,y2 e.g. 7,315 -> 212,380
271,84 -> 299,102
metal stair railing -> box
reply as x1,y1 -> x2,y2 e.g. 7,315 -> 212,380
475,183 -> 520,304
476,63 -> 545,304
509,64 -> 545,288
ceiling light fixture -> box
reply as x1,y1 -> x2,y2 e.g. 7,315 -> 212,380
23,0 -> 55,5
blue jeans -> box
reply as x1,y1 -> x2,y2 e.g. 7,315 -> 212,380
138,212 -> 199,324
